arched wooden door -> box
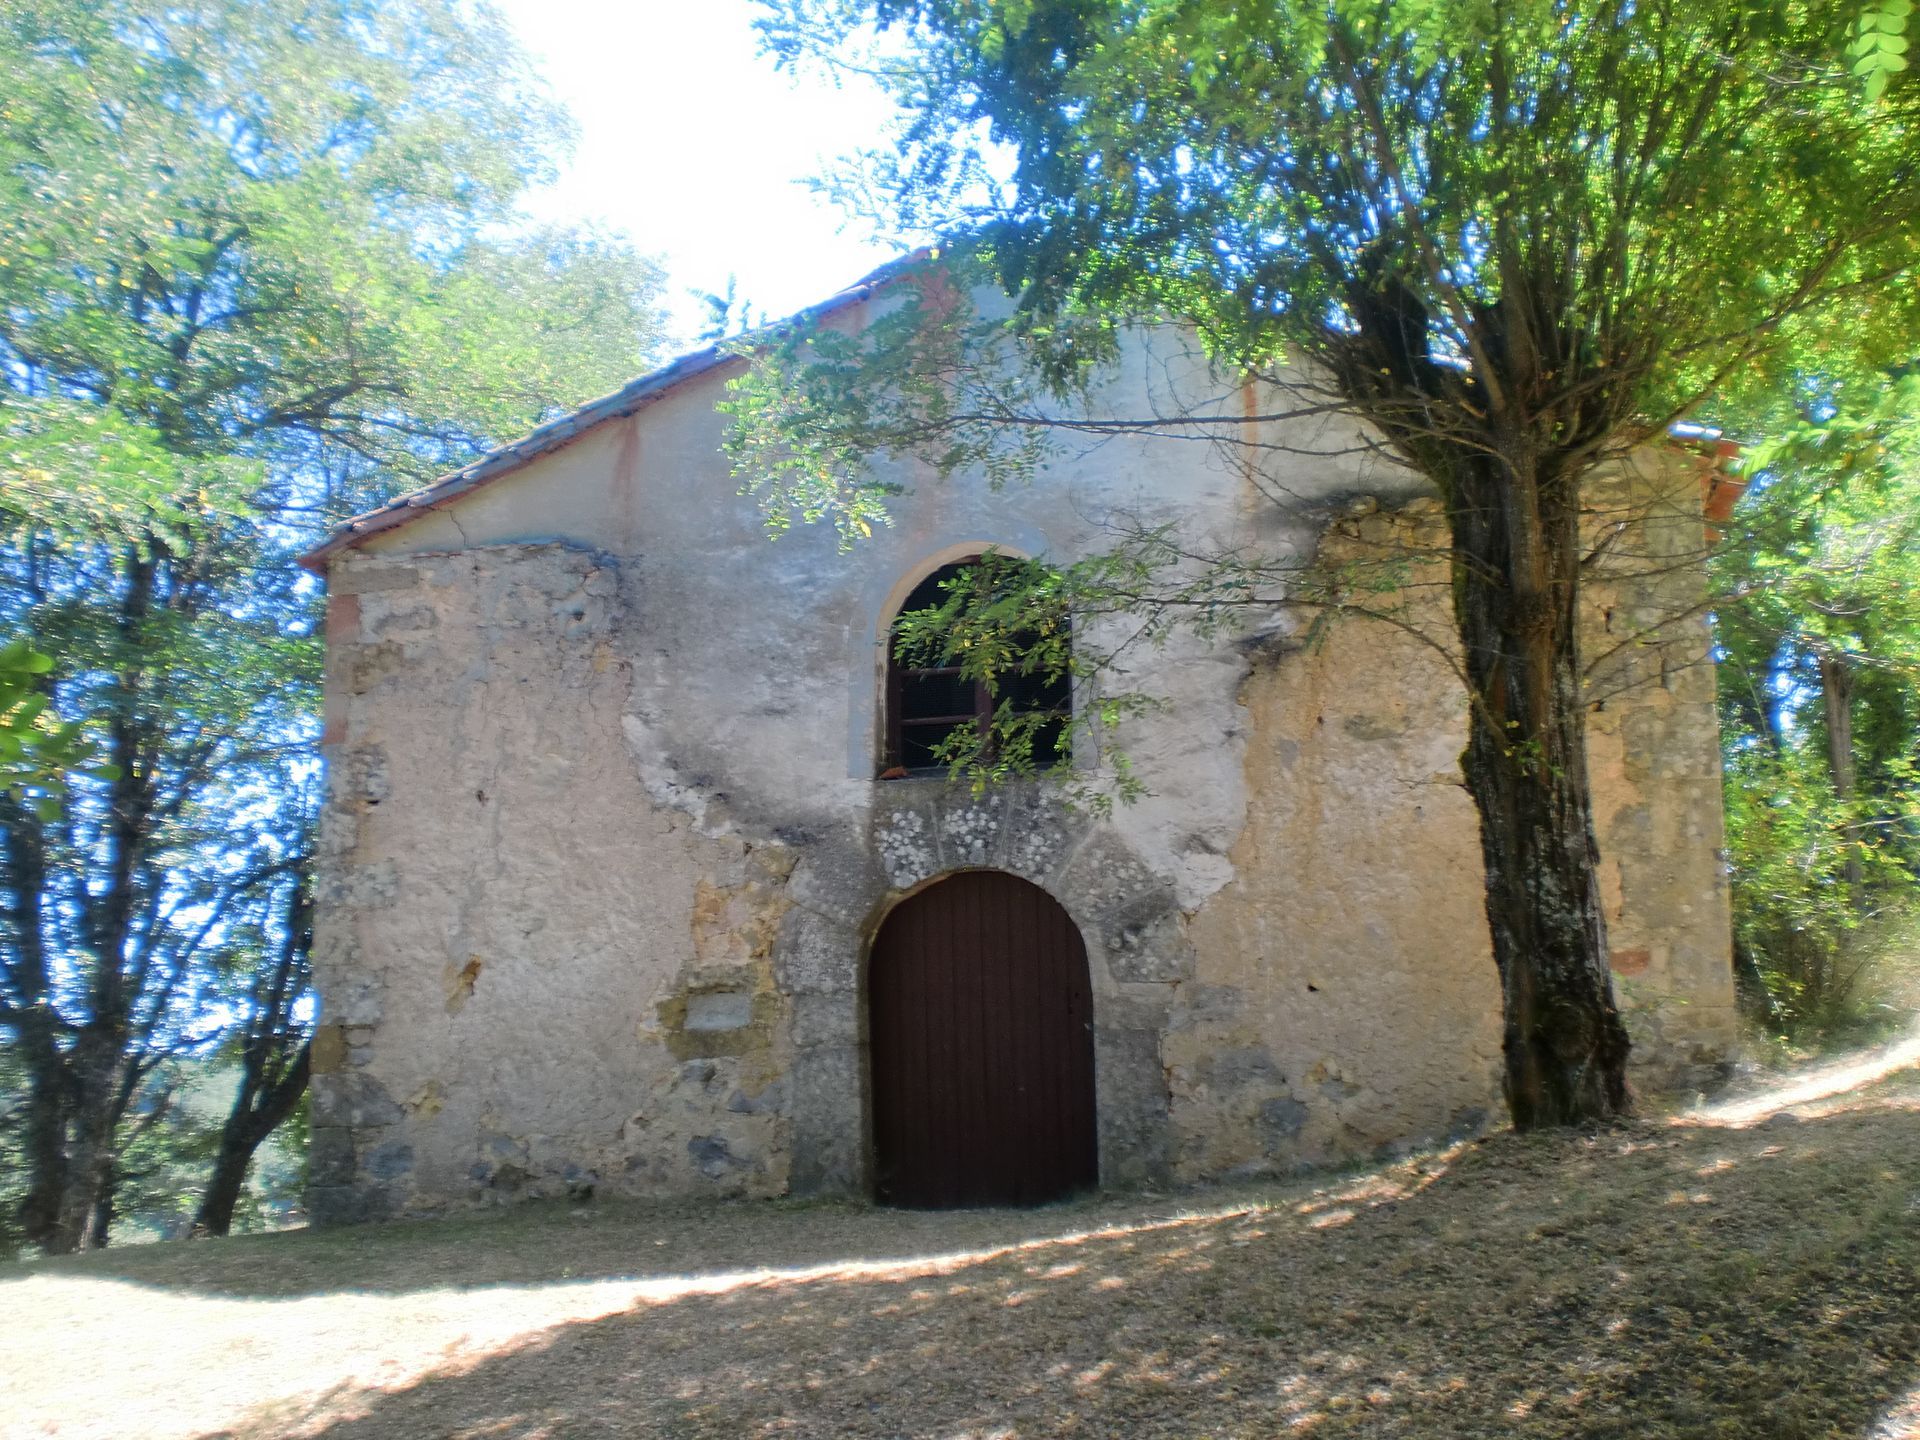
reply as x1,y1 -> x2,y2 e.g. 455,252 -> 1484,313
869,869 -> 1098,1207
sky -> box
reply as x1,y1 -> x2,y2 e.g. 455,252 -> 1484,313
487,0 -> 909,350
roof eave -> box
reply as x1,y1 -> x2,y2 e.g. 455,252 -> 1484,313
297,248 -> 932,573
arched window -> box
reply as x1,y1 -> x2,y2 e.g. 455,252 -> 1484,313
883,559 -> 1071,776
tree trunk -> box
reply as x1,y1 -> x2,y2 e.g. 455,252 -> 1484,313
193,1041 -> 310,1238
13,1004 -> 69,1251
37,550 -> 161,1253
1820,651 -> 1858,799
1818,650 -> 1865,893
2,797 -> 69,1251
195,1137 -> 255,1240
86,1163 -> 117,1250
51,1043 -> 129,1252
1732,937 -> 1782,1029
1449,444 -> 1632,1127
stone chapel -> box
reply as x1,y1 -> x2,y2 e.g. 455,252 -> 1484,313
301,260 -> 1738,1224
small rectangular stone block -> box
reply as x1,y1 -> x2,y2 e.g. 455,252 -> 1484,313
684,990 -> 754,1032
332,563 -> 421,596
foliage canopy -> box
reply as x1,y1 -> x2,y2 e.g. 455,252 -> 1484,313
0,0 -> 664,1252
738,0 -> 1920,1124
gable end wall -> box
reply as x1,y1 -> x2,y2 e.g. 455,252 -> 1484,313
309,364 -> 1735,1220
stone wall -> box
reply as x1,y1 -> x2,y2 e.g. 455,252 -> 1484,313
311,544 -> 803,1222
1178,498 -> 1505,1176
1160,463 -> 1741,1183
1582,453 -> 1740,1087
309,338 -> 1737,1223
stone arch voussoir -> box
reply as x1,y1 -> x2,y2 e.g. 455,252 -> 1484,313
776,780 -> 1183,1195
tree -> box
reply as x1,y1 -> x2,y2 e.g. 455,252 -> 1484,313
1715,372 -> 1920,1034
738,0 -> 1920,1125
0,0 -> 664,1252
0,639 -> 101,814
193,834 -> 313,1237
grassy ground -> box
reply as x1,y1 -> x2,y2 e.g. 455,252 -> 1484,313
8,1056 -> 1920,1440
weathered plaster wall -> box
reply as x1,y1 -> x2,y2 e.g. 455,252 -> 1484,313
311,545 -> 802,1222
1177,499 -> 1505,1176
1582,453 -> 1740,1086
350,311 -> 1406,901
1163,466 -> 1741,1181
311,322 -> 1737,1221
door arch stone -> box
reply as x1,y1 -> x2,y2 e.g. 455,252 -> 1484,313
775,782 -> 1186,1199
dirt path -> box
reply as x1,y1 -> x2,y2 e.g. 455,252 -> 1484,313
8,1067 -> 1920,1439
1694,1026 -> 1920,1126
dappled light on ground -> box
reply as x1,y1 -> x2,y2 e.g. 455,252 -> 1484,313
7,1062 -> 1920,1437
1874,1383 -> 1920,1439
1693,1029 -> 1920,1127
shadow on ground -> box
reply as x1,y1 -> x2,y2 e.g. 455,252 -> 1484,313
13,1072 -> 1920,1439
